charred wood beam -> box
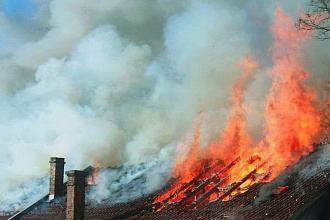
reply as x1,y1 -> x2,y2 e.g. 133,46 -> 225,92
152,202 -> 163,211
193,162 -> 264,209
260,171 -> 271,182
192,178 -> 228,207
247,155 -> 261,164
161,159 -> 226,203
174,174 -> 219,209
215,157 -> 241,178
218,171 -> 257,201
216,163 -> 265,202
173,157 -> 240,209
217,186 -> 250,192
153,157 -> 241,212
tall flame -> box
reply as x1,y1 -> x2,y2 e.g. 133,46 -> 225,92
153,5 -> 321,207
258,6 -> 321,179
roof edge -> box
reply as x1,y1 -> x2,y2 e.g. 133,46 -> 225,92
8,195 -> 49,220
8,166 -> 94,219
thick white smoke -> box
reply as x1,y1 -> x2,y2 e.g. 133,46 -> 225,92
0,0 -> 329,213
88,146 -> 174,204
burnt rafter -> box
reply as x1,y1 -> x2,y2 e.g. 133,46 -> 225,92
161,158 -> 226,203
161,157 -> 241,210
191,170 -> 253,209
191,161 -> 265,209
216,166 -> 259,202
215,162 -> 266,204
190,177 -> 227,208
174,157 -> 239,200
174,176 -> 226,209
153,157 -> 272,212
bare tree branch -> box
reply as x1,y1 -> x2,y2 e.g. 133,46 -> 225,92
296,0 -> 330,40
297,1 -> 330,143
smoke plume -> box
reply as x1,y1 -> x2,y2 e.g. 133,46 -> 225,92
0,0 -> 329,213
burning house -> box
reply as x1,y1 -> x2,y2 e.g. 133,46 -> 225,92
1,144 -> 330,219
0,1 -> 329,220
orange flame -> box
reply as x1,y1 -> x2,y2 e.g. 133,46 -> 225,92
153,5 -> 321,209
87,167 -> 100,185
257,6 -> 321,180
276,185 -> 289,194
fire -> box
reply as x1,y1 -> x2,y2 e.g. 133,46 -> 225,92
277,185 -> 289,194
258,6 -> 321,179
153,5 -> 321,210
87,167 -> 100,185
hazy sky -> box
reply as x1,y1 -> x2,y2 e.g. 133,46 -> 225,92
0,0 -> 329,213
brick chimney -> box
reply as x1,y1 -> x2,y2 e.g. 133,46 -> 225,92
49,157 -> 65,200
66,170 -> 88,220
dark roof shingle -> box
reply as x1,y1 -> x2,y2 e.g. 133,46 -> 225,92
5,144 -> 330,220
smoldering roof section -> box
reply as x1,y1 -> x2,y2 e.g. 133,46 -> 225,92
0,0 -> 329,214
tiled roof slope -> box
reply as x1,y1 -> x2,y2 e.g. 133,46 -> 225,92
0,214 -> 13,220
6,144 -> 330,219
19,199 -> 66,220
16,191 -> 158,220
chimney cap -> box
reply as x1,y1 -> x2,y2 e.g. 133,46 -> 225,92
49,157 -> 66,163
65,170 -> 88,177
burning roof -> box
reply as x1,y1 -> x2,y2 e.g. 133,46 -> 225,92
0,2 -> 328,219
2,144 -> 330,220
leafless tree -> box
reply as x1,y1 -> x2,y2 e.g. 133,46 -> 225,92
296,0 -> 330,40
297,1 -> 330,142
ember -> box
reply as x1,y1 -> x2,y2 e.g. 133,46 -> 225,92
152,6 -> 321,211
87,167 -> 100,185
276,185 -> 289,194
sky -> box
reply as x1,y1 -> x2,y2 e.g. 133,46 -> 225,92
0,0 -> 329,214
2,0 -> 36,18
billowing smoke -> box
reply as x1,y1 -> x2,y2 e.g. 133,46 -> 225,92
0,0 -> 329,213
88,146 -> 174,204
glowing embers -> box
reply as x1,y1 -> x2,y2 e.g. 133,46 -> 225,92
152,6 -> 322,212
87,167 -> 100,185
153,157 -> 268,211
276,185 -> 289,194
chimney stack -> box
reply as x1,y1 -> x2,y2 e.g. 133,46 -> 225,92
66,170 -> 88,220
49,157 -> 65,200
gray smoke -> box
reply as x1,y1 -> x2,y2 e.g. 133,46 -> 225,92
255,144 -> 330,205
87,145 -> 174,204
0,0 -> 329,214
